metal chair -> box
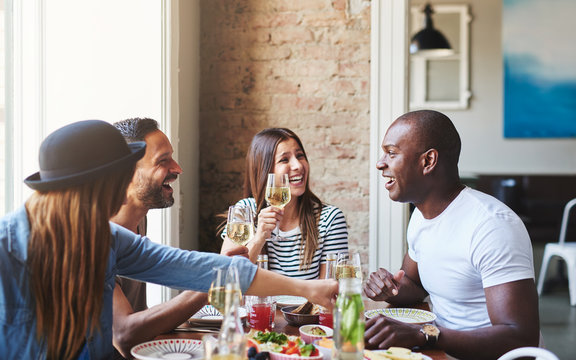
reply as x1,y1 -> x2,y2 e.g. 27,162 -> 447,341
537,198 -> 576,306
497,347 -> 559,360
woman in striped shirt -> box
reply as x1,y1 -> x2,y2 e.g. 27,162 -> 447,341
222,128 -> 349,279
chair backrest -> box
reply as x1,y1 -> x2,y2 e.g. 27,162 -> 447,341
497,347 -> 559,360
559,198 -> 576,244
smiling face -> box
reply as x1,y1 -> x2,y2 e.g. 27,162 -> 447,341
272,138 -> 309,199
129,129 -> 182,210
376,120 -> 427,204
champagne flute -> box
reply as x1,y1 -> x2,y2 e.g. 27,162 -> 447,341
226,205 -> 254,246
265,173 -> 291,241
335,252 -> 362,280
224,265 -> 242,312
208,267 -> 227,314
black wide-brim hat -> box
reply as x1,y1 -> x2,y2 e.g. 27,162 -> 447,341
24,120 -> 146,191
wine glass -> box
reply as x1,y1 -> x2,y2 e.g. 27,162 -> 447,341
208,267 -> 226,314
208,266 -> 242,315
224,265 -> 242,312
265,173 -> 291,241
226,205 -> 255,246
335,252 -> 362,280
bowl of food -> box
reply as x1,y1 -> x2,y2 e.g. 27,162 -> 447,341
313,338 -> 333,360
249,330 -> 323,360
281,302 -> 320,326
299,324 -> 333,344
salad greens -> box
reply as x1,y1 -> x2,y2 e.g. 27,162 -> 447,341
253,331 -> 288,345
251,331 -> 319,357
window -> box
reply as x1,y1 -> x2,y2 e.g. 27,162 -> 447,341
409,4 -> 472,110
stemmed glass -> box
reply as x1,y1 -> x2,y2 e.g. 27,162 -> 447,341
208,267 -> 227,314
335,252 -> 362,280
208,267 -> 242,315
205,266 -> 245,359
265,173 -> 291,241
226,205 -> 255,246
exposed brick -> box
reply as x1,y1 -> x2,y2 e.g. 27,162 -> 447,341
249,13 -> 301,28
270,28 -> 314,45
248,45 -> 292,61
199,0 -> 371,265
331,0 -> 347,11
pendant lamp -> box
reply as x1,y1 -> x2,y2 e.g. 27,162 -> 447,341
410,3 -> 454,57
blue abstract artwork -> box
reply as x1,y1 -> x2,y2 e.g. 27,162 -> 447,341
503,0 -> 576,138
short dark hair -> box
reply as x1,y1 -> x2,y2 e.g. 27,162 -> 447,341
400,110 -> 461,166
113,117 -> 159,143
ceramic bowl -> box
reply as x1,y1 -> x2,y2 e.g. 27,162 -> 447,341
281,305 -> 320,326
298,324 -> 333,344
269,349 -> 323,360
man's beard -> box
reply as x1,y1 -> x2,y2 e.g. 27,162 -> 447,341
136,173 -> 176,209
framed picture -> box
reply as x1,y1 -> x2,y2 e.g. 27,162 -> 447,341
410,4 -> 472,110
503,0 -> 576,138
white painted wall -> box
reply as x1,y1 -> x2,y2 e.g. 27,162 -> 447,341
413,0 -> 576,176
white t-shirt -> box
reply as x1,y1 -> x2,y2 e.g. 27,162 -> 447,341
407,187 -> 534,330
225,197 -> 349,279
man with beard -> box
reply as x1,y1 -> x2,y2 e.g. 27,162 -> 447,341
111,118 -> 248,358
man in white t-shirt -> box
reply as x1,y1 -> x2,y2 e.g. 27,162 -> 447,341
363,110 -> 540,359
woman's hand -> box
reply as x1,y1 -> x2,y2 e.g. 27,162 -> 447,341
255,206 -> 283,241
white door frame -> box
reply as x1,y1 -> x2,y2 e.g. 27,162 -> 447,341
369,0 -> 410,273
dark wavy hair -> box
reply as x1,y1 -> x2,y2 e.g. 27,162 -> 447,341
244,128 -> 323,270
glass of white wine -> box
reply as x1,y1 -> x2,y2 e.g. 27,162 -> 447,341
265,173 -> 291,241
226,205 -> 254,246
208,267 -> 227,314
335,252 -> 362,280
208,267 -> 243,315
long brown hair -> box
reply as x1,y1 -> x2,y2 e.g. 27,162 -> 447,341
25,167 -> 134,360
245,128 -> 323,270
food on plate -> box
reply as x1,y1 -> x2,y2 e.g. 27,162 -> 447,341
249,330 -> 320,357
306,326 -> 327,336
364,347 -> 423,360
293,301 -> 314,314
316,338 -> 334,349
292,301 -> 321,315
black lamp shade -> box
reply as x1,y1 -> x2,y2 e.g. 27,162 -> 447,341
410,4 -> 454,56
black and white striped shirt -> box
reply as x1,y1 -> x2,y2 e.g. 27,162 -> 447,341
230,197 -> 349,279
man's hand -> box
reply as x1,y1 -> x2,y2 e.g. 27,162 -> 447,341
303,279 -> 338,311
363,268 -> 405,301
364,314 -> 423,350
221,244 -> 249,259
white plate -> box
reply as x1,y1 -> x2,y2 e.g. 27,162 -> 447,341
131,339 -> 203,360
274,295 -> 307,307
364,308 -> 437,325
364,349 -> 432,360
188,304 -> 247,325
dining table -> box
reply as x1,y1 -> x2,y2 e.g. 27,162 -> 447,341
155,299 -> 450,360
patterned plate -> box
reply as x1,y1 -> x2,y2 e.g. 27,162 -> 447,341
364,308 -> 437,324
131,339 -> 203,360
364,349 -> 432,360
274,295 -> 308,307
188,304 -> 247,325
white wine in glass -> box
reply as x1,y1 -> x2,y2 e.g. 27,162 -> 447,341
208,267 -> 243,314
265,173 -> 291,240
208,268 -> 227,314
335,252 -> 362,280
226,205 -> 255,246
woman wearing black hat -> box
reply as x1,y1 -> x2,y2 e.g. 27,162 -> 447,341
0,120 -> 337,360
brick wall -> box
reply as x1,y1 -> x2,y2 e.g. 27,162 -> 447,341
198,0 -> 371,266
